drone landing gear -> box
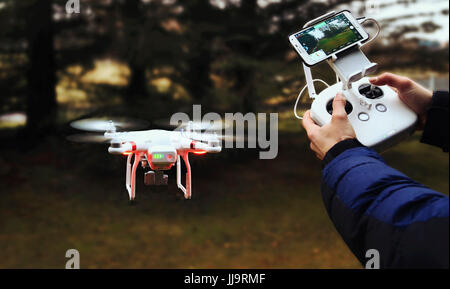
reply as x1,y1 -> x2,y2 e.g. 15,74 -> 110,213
126,152 -> 142,201
125,151 -> 192,201
177,152 -> 192,199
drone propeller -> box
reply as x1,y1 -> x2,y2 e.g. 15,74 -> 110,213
67,117 -> 149,144
70,117 -> 150,133
154,119 -> 232,132
189,131 -> 251,143
66,133 -> 113,143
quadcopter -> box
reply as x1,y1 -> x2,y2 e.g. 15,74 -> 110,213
69,118 -> 222,201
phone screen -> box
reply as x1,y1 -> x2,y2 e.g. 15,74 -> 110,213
294,13 -> 364,63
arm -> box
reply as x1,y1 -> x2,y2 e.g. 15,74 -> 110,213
302,86 -> 449,268
322,143 -> 449,268
420,91 -> 449,152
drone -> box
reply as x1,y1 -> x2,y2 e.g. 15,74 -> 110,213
69,118 -> 222,201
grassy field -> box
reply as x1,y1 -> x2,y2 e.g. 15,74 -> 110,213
315,29 -> 357,54
0,114 -> 447,268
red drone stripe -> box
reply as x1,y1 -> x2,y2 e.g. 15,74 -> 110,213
130,141 -> 137,151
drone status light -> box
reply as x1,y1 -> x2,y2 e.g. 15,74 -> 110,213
153,153 -> 165,159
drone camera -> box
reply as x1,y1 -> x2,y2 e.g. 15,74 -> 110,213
144,171 -> 168,186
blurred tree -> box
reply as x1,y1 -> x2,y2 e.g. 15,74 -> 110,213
222,0 -> 261,112
112,0 -> 181,104
0,0 -> 28,115
178,0 -> 224,105
1,0 -> 446,142
213,0 -> 353,112
24,0 -> 57,137
118,0 -> 148,102
0,0 -> 114,139
52,1 -> 113,70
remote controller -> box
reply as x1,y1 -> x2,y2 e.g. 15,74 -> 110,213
310,77 -> 418,151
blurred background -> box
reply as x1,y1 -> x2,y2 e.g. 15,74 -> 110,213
0,0 -> 448,268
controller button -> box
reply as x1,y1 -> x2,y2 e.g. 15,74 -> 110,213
326,98 -> 353,115
358,84 -> 384,99
376,104 -> 387,112
358,83 -> 372,95
372,87 -> 384,98
366,91 -> 375,99
358,112 -> 370,121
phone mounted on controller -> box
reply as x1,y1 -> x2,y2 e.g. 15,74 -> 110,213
290,10 -> 418,151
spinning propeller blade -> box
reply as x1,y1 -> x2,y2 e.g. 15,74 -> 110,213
70,117 -> 149,132
189,131 -> 251,143
66,133 -> 112,143
67,117 -> 149,144
153,119 -> 232,132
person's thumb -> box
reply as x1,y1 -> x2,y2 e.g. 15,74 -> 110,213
369,73 -> 411,91
331,93 -> 348,121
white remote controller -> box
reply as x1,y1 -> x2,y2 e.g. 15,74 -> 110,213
310,77 -> 418,151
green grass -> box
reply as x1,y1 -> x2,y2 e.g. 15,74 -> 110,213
316,29 -> 358,54
0,133 -> 357,268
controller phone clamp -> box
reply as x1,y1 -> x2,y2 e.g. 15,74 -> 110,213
292,11 -> 418,151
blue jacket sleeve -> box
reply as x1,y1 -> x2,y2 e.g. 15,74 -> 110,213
421,91 -> 449,152
321,147 -> 449,268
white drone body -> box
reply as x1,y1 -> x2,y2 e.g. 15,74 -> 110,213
101,122 -> 221,201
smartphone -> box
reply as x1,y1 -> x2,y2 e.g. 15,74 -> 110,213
289,11 -> 369,66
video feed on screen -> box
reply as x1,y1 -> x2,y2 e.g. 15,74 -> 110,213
295,13 -> 363,59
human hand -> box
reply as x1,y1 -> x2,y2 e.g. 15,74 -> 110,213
369,73 -> 433,129
302,93 -> 356,160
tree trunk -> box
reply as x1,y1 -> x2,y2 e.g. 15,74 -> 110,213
185,47 -> 212,103
25,0 -> 57,138
123,0 -> 148,104
126,64 -> 148,103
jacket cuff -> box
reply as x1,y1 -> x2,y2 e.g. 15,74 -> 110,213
322,139 -> 364,167
420,91 -> 449,152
